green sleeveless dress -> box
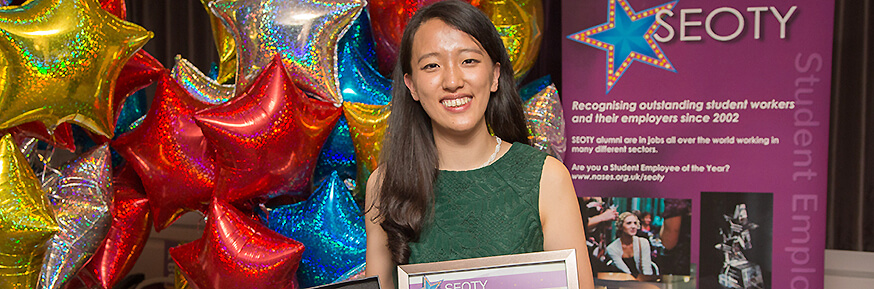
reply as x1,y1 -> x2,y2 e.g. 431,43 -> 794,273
407,142 -> 547,264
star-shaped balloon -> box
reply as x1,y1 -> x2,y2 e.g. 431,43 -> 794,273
566,0 -> 677,93
343,102 -> 390,200
39,144 -> 112,289
337,9 -> 377,70
367,0 -> 479,75
313,116 -> 357,190
199,0 -> 236,84
519,75 -> 552,103
524,83 -> 566,162
481,0 -> 543,81
80,165 -> 152,289
170,200 -> 305,289
195,56 -> 341,204
171,56 -> 235,105
2,122 -> 76,152
339,50 -> 393,106
0,0 -> 153,138
268,171 -> 366,287
0,134 -> 59,289
210,0 -> 364,103
112,72 -> 216,231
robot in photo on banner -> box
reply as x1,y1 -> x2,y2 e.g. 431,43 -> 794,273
715,204 -> 765,289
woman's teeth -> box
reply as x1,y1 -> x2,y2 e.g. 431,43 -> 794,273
441,97 -> 471,108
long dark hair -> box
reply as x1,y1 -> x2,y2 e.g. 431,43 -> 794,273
375,0 -> 530,264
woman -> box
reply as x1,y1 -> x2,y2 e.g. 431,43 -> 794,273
364,1 -> 594,288
637,211 -> 659,238
606,212 -> 653,277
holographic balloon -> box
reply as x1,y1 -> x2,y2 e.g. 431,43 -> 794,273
39,145 -> 112,289
519,75 -> 551,103
338,10 -> 377,69
199,0 -> 236,84
334,262 -> 366,283
313,116 -> 357,190
524,84 -> 566,162
99,0 -> 126,19
0,0 -> 153,138
2,122 -> 76,152
174,267 -> 192,289
170,200 -> 305,289
343,102 -> 390,200
268,171 -> 366,287
481,0 -> 543,80
210,0 -> 365,103
171,56 -> 235,105
0,134 -> 60,289
0,0 -> 10,6
112,73 -> 216,231
367,0 -> 479,75
112,51 -> 164,126
81,166 -> 151,289
339,50 -> 393,106
195,56 -> 341,204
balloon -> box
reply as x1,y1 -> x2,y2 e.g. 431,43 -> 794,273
0,0 -> 153,138
174,267 -> 192,289
171,56 -> 235,105
80,165 -> 152,289
313,116 -> 357,190
0,134 -> 59,289
268,171 -> 366,287
112,72 -> 216,231
99,0 -> 125,19
195,56 -> 341,204
334,263 -> 366,283
210,0 -> 365,103
2,122 -> 76,152
523,84 -> 566,162
339,50 -> 393,106
481,0 -> 543,80
338,10 -> 377,70
367,0 -> 479,75
170,200 -> 305,289
343,102 -> 390,200
112,51 -> 164,127
519,75 -> 551,103
199,0 -> 236,84
39,144 -> 112,289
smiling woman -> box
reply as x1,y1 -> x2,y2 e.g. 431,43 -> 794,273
363,1 -> 594,288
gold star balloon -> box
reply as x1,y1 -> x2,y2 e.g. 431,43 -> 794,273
343,102 -> 390,200
0,0 -> 153,138
481,0 -> 543,80
0,134 -> 60,289
210,0 -> 364,103
199,0 -> 236,84
171,56 -> 234,105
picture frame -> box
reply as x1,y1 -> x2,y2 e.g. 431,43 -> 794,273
397,249 -> 578,289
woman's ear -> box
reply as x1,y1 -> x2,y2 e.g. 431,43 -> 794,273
490,62 -> 501,92
404,73 -> 419,101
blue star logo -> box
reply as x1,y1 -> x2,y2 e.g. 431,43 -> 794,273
567,0 -> 677,93
423,276 -> 443,289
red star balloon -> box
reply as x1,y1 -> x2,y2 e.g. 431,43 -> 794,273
368,0 -> 479,75
99,0 -> 126,19
112,72 -> 216,231
170,200 -> 305,289
2,121 -> 76,152
194,56 -> 341,204
79,165 -> 152,289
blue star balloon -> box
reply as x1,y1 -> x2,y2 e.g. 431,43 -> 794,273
268,171 -> 366,287
519,75 -> 552,103
338,9 -> 377,70
313,116 -> 357,189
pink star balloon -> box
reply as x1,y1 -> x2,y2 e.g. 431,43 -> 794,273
195,56 -> 341,204
170,200 -> 305,289
112,72 -> 216,231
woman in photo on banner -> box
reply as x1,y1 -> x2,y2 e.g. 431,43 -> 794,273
363,1 -> 595,288
606,212 -> 655,277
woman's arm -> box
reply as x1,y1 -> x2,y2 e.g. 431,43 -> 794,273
539,157 -> 595,289
364,169 -> 396,289
638,237 -> 653,275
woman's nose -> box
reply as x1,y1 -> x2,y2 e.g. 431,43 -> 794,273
442,65 -> 463,91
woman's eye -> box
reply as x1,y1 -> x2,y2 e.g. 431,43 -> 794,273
422,63 -> 438,70
462,59 -> 479,64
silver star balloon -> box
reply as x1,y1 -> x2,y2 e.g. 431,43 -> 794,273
39,144 -> 112,289
171,55 -> 235,105
210,0 -> 365,104
524,84 -> 567,162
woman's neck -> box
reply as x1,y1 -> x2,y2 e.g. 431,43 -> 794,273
432,120 -> 502,171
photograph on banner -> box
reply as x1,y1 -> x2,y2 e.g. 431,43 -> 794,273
699,192 -> 773,289
579,196 -> 692,280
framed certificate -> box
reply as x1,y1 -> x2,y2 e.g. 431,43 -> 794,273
397,249 -> 578,289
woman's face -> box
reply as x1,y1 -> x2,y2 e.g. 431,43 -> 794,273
621,215 -> 640,236
643,215 -> 652,226
403,19 -> 500,135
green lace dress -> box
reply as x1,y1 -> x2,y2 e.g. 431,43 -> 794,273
407,142 -> 548,264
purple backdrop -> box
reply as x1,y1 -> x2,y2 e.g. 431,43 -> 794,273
561,0 -> 832,288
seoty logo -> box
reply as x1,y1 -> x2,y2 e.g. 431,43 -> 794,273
567,0 -> 677,93
423,276 -> 443,289
568,0 -> 799,93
